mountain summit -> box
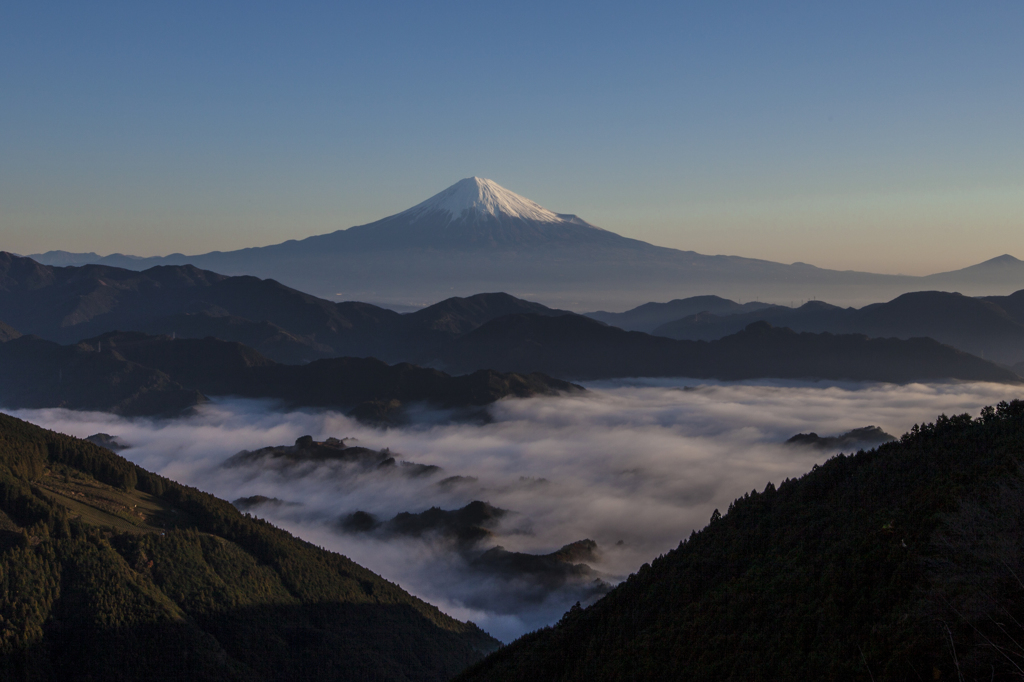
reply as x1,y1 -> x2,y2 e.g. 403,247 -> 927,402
401,177 -> 562,224
331,177 -> 611,249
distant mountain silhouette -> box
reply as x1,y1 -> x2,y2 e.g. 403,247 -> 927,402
0,251 -> 404,357
3,253 -> 1020,383
652,290 -> 1024,365
0,333 -> 207,416
922,253 -> 1024,291
139,312 -> 334,364
983,288 -> 1024,325
26,179 -> 1024,309
0,331 -> 579,418
429,314 -> 1020,383
0,253 -> 572,364
585,295 -> 772,333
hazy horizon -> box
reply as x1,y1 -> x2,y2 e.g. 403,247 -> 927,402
3,3 -> 1023,276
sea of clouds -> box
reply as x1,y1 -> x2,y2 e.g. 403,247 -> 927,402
10,378 -> 1023,642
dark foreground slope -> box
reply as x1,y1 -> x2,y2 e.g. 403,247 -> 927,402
433,314 -> 1021,383
0,331 -> 578,418
458,400 -> 1024,682
0,413 -> 497,681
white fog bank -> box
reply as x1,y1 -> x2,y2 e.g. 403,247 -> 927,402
9,379 -> 1022,642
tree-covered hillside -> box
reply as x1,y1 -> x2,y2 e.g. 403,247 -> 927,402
0,412 -> 497,681
458,400 -> 1024,681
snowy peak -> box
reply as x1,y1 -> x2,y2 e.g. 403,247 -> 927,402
400,177 -> 562,224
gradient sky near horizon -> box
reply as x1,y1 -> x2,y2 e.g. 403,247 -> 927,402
2,1 -> 1022,275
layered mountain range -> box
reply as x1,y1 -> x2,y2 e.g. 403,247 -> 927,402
596,289 -> 1024,367
0,331 -> 577,419
0,251 -> 569,364
429,315 -> 1018,383
25,178 -> 1024,309
0,253 -> 1019,394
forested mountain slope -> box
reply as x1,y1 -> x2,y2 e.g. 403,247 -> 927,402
458,400 -> 1024,681
0,413 -> 497,681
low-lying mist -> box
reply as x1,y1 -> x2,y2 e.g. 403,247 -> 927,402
10,379 -> 1022,642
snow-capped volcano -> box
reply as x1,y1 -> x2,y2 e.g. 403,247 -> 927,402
336,176 -> 611,249
35,175 -> 1024,309
399,177 -> 562,224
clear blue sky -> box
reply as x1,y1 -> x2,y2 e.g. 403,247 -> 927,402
2,1 -> 1022,274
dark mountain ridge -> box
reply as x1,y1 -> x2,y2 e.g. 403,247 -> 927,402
3,253 -> 1020,385
0,331 -> 580,419
0,250 -> 404,358
458,400 -> 1024,681
653,289 -> 1024,366
431,314 -> 1021,383
0,252 -> 572,364
982,288 -> 1024,324
585,295 -> 774,333
0,333 -> 207,416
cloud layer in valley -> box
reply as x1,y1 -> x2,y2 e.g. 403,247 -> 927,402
9,379 -> 1022,641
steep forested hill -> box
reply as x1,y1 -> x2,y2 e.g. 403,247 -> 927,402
0,413 -> 497,681
458,400 -> 1024,681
